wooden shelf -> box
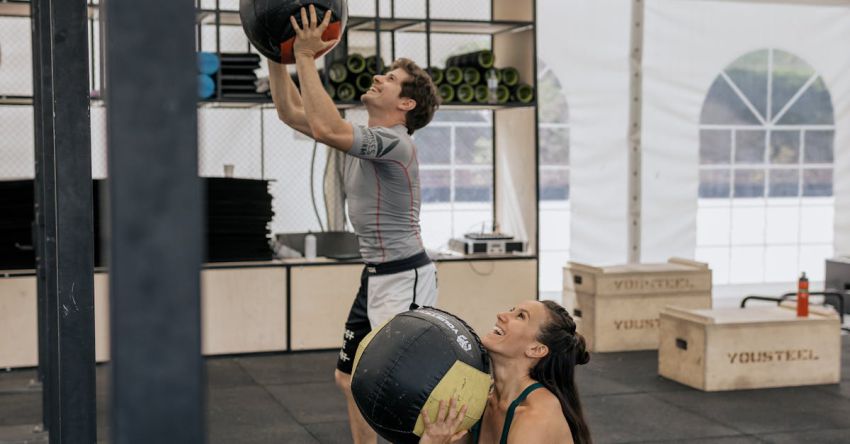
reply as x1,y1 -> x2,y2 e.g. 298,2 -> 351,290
196,9 -> 241,26
0,1 -> 99,19
348,17 -> 533,35
5,94 -> 535,111
329,101 -> 537,111
347,17 -> 422,32
0,0 -> 30,18
197,98 -> 362,110
440,102 -> 536,110
194,11 -> 534,35
0,96 -> 33,106
1,5 -> 534,36
397,19 -> 533,35
202,100 -> 535,111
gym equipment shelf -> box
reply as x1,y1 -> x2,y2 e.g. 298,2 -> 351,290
0,254 -> 537,363
349,17 -> 533,35
0,0 -> 541,296
0,0 -> 29,17
1,96 -> 536,110
197,97 -> 535,110
194,9 -> 533,36
0,0 -> 99,19
0,3 -> 536,112
193,0 -> 541,294
0,95 -> 34,105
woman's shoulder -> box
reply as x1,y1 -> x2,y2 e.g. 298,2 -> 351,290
509,387 -> 573,443
524,385 -> 563,412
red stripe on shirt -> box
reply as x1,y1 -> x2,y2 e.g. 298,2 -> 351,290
388,159 -> 422,247
372,162 -> 387,262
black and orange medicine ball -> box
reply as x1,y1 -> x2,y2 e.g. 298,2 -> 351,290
240,0 -> 348,64
350,307 -> 491,444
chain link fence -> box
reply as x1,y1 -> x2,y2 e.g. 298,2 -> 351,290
0,16 -> 34,180
0,105 -> 33,179
0,16 -> 32,97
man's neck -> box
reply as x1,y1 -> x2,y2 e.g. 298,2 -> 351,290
367,108 -> 406,129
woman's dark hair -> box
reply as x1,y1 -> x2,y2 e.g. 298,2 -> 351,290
530,300 -> 592,444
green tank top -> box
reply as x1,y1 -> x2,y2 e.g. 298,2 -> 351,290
471,382 -> 544,444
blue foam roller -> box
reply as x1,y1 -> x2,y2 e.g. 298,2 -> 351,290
197,52 -> 220,75
198,74 -> 215,99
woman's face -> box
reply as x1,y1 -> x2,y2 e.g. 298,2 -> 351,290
481,300 -> 549,358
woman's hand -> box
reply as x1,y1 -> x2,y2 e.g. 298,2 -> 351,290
419,398 -> 469,444
289,5 -> 338,59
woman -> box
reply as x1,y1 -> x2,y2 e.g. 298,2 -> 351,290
420,300 -> 592,444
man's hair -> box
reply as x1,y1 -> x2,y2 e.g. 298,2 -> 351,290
390,58 -> 440,135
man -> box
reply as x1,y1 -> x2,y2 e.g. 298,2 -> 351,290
268,6 -> 441,443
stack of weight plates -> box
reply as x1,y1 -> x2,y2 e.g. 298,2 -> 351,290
0,180 -> 35,270
205,178 -> 274,262
0,178 -> 274,268
218,52 -> 267,100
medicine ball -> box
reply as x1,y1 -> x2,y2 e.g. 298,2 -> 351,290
239,0 -> 348,64
351,307 -> 491,444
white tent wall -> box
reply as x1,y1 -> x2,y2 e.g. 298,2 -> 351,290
641,0 -> 850,280
538,0 -> 633,267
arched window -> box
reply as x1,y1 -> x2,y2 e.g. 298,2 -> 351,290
696,49 -> 835,284
537,58 -> 570,294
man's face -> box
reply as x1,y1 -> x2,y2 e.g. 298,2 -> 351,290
361,67 -> 413,110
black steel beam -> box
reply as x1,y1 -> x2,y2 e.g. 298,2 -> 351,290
103,0 -> 205,442
29,0 -> 55,430
44,0 -> 97,442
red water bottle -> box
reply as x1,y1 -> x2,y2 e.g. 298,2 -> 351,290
797,272 -> 809,317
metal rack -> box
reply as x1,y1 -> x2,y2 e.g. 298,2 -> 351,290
0,1 -> 538,111
194,0 -> 537,109
0,0 -> 541,294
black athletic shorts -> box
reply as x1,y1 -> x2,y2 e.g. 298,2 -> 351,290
335,251 -> 437,374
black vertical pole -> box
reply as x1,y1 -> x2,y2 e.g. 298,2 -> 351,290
374,0 -> 381,69
214,0 -> 222,100
46,0 -> 97,442
103,0 -> 205,442
425,0 -> 431,69
29,0 -> 56,430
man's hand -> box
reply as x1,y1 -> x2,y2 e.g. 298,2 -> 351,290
419,398 -> 469,444
290,5 -> 338,59
289,4 -> 353,152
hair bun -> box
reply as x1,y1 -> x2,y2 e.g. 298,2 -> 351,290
575,333 -> 590,365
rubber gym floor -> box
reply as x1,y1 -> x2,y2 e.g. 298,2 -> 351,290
1,336 -> 849,444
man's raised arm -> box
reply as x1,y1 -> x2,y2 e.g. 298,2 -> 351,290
267,59 -> 314,137
291,5 -> 354,152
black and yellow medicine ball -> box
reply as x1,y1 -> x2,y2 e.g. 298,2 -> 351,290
351,307 -> 491,444
239,0 -> 348,64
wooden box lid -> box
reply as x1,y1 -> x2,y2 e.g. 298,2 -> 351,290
564,258 -> 712,296
566,257 -> 708,275
662,305 -> 839,326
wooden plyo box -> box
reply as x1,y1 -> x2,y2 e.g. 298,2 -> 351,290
563,258 -> 712,352
659,305 -> 841,391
